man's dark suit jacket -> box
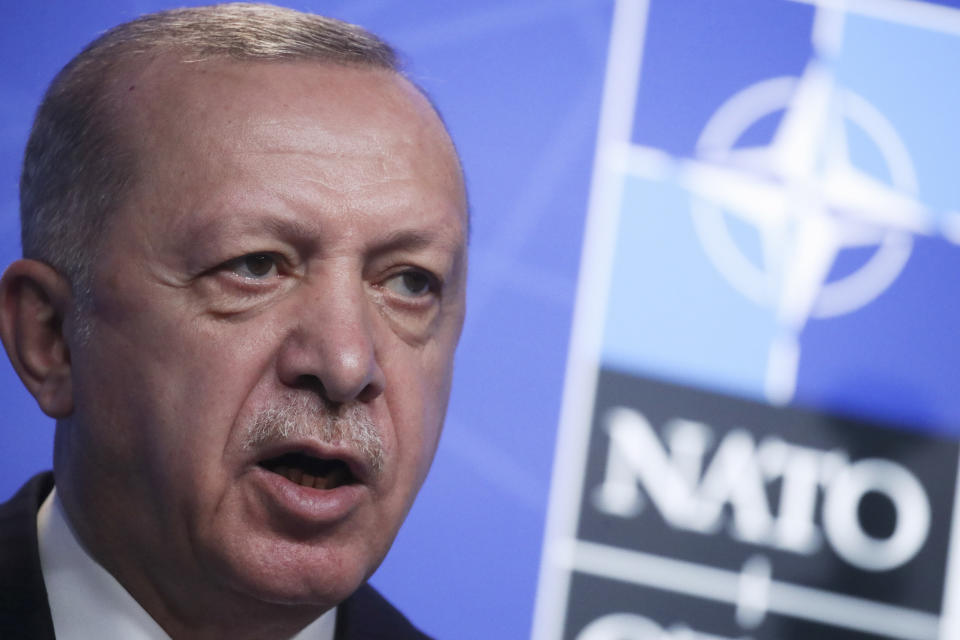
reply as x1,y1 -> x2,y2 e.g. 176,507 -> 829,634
0,473 -> 431,639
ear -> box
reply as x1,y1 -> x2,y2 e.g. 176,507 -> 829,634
0,259 -> 75,418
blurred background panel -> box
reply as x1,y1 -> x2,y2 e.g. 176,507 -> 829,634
534,2 -> 960,640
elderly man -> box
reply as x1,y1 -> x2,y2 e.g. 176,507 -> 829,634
0,3 -> 466,639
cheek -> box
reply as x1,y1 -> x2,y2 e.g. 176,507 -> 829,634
386,348 -> 455,487
157,321 -> 280,437
77,304 -> 279,472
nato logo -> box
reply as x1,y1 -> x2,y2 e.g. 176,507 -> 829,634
596,0 -> 960,416
680,56 -> 930,402
535,1 -> 960,639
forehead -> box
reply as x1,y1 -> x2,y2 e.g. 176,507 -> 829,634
111,57 -> 466,234
122,55 -> 446,143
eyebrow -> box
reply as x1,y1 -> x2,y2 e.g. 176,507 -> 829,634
376,229 -> 438,252
260,215 -> 316,242
189,209 -> 465,260
372,226 -> 467,257
368,228 -> 467,287
187,211 -> 316,242
263,219 -> 464,254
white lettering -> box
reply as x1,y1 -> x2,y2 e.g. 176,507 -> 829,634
593,407 -> 932,570
759,437 -> 833,554
576,613 -> 663,640
592,408 -> 702,526
577,614 -> 750,640
823,458 -> 931,571
697,429 -> 773,544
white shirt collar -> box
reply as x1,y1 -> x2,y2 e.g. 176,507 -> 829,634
37,488 -> 336,640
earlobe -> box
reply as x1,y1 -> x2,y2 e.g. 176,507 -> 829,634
0,259 -> 75,418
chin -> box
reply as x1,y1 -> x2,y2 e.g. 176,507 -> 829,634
208,533 -> 384,609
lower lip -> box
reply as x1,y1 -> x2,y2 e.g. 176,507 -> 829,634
249,466 -> 367,525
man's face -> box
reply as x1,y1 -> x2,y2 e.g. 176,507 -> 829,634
59,59 -> 467,617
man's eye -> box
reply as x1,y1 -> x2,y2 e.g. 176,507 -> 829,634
383,270 -> 435,298
225,253 -> 280,279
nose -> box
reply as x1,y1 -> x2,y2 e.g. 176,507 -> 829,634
276,276 -> 385,405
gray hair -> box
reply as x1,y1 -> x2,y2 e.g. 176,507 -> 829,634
20,2 -> 400,299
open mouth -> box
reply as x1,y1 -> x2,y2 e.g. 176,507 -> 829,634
258,452 -> 356,490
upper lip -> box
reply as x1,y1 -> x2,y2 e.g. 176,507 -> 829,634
251,439 -> 373,485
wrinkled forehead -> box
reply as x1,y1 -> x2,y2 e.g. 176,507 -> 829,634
109,55 -> 466,213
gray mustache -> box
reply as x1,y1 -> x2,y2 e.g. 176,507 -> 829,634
242,395 -> 384,476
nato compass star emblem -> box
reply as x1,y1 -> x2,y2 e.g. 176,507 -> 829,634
676,60 -> 931,404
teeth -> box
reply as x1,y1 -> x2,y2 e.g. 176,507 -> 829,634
290,468 -> 303,485
270,461 -> 350,490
